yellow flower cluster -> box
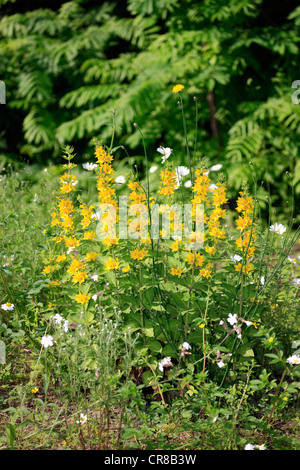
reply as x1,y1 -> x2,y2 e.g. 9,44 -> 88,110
187,169 -> 228,279
96,146 -> 119,247
59,172 -> 78,194
130,248 -> 149,261
159,169 -> 178,196
235,190 -> 256,274
80,203 -> 95,229
46,155 -> 106,304
45,134 -> 262,315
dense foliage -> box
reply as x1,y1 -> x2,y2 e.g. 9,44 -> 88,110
1,0 -> 300,219
0,0 -> 300,451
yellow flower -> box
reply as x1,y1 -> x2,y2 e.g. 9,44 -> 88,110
72,271 -> 88,284
105,257 -> 120,271
199,323 -> 205,329
172,84 -> 184,93
130,248 -> 149,261
236,215 -> 252,232
212,184 -> 227,207
102,237 -> 119,247
53,236 -> 64,244
48,280 -> 60,287
63,162 -> 77,169
82,231 -> 96,241
95,145 -> 113,164
234,262 -> 254,274
186,252 -> 204,267
170,239 -> 181,252
85,252 -> 99,262
65,236 -> 80,248
199,266 -> 212,278
43,265 -> 54,274
56,254 -> 66,263
159,169 -> 178,196
75,293 -> 91,304
170,267 -> 183,277
67,259 -> 85,275
122,265 -> 130,273
31,387 -> 39,394
268,337 -> 274,343
236,191 -> 254,214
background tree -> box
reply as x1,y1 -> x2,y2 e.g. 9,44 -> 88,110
0,0 -> 300,219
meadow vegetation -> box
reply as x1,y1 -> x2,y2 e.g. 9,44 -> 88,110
0,84 -> 299,450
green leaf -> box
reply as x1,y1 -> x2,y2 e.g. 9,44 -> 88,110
5,423 -> 16,448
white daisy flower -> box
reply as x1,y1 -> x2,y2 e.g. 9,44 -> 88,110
184,180 -> 192,188
209,184 -> 218,191
217,360 -> 225,368
149,165 -> 158,173
210,164 -> 223,171
175,166 -> 189,177
182,342 -> 192,350
3,255 -> 15,267
41,335 -> 54,348
76,413 -> 88,425
91,274 -> 98,281
292,278 -> 300,288
287,355 -> 300,365
174,166 -> 190,188
157,146 -> 173,164
115,175 -> 126,184
269,223 -> 286,235
82,163 -> 98,171
1,302 -> 15,311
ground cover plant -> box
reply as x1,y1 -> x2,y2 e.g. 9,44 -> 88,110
0,84 -> 300,450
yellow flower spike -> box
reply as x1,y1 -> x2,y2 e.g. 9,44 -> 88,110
43,265 -> 54,274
